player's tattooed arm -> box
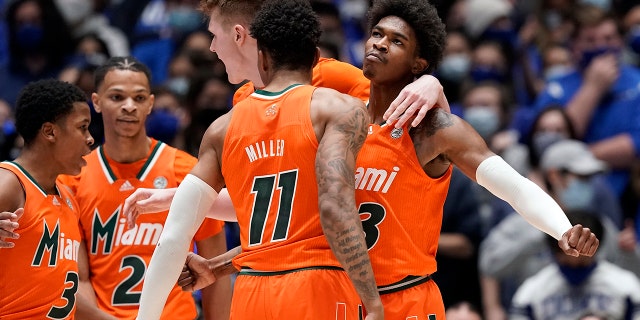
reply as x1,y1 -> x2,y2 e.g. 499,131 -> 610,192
314,93 -> 382,314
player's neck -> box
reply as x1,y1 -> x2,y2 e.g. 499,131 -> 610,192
102,134 -> 152,164
261,69 -> 311,92
13,152 -> 59,194
368,81 -> 408,124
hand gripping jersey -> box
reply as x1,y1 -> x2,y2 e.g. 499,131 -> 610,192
233,57 -> 370,105
58,139 -> 224,320
0,162 -> 82,320
355,123 -> 452,289
222,84 -> 341,271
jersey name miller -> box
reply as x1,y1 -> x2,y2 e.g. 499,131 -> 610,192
354,166 -> 399,193
32,219 -> 80,266
245,139 -> 285,162
90,207 -> 163,254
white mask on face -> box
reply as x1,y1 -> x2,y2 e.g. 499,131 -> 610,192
55,0 -> 93,25
464,106 -> 500,140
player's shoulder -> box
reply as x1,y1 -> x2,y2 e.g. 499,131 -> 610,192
312,86 -> 365,108
0,163 -> 26,211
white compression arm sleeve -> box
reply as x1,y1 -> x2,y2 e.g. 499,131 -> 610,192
476,155 -> 572,240
137,174 -> 218,320
207,188 -> 237,222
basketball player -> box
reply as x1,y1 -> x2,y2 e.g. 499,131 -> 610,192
136,0 -> 383,319
351,1 -> 598,318
173,1 -> 600,319
0,79 -> 93,319
57,57 -> 231,320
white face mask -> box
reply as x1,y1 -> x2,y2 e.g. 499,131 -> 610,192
578,0 -> 611,11
55,0 -> 93,25
464,106 -> 500,140
544,65 -> 574,81
438,54 -> 471,82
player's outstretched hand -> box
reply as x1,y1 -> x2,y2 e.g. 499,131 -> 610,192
178,252 -> 217,292
559,224 -> 599,257
384,74 -> 450,128
0,208 -> 23,248
122,188 -> 177,229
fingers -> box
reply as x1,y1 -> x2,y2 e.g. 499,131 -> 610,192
13,208 -> 24,220
561,225 -> 601,257
0,240 -> 16,248
178,270 -> 194,291
385,92 -> 408,124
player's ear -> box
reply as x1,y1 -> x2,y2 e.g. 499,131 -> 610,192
147,94 -> 155,115
412,57 -> 428,76
91,93 -> 102,113
41,122 -> 56,142
234,24 -> 247,45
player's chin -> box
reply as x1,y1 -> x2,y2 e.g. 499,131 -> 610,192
68,158 -> 88,176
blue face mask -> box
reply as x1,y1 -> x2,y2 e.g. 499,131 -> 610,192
557,262 -> 597,286
579,46 -> 619,70
628,26 -> 640,55
482,27 -> 517,48
146,109 -> 179,143
16,24 -> 44,51
560,177 -> 595,211
470,65 -> 505,83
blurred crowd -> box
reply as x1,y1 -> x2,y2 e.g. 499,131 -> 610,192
1,0 -> 640,319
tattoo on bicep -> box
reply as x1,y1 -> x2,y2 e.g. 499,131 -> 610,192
422,109 -> 454,137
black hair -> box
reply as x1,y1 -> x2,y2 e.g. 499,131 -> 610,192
367,0 -> 446,75
16,79 -> 87,145
94,56 -> 152,90
250,0 -> 321,71
546,209 -> 604,252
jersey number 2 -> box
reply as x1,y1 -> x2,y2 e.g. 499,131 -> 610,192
249,170 -> 297,246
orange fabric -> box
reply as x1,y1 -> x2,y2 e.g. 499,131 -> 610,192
232,57 -> 370,105
222,84 -> 341,271
230,269 -> 363,320
0,162 -> 82,320
58,139 -> 224,320
355,124 -> 452,286
380,280 -> 445,320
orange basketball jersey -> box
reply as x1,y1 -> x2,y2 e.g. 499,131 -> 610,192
355,124 -> 452,288
222,84 -> 341,271
58,139 -> 224,320
233,57 -> 370,104
0,161 -> 82,320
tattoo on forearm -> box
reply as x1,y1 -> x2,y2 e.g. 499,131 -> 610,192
315,103 -> 379,302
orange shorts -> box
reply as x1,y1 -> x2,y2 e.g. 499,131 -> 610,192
230,267 -> 364,320
379,276 -> 444,320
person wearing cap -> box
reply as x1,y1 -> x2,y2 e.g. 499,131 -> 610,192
479,139 -> 640,319
510,209 -> 640,320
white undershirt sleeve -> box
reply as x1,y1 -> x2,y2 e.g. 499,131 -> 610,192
136,174 -> 218,319
476,155 -> 572,240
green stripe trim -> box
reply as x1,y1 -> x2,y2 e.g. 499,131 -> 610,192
238,265 -> 343,276
378,274 -> 432,295
252,83 -> 303,98
98,146 -> 117,183
3,161 -> 47,196
137,141 -> 165,181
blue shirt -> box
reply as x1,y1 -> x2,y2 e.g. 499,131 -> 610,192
532,65 -> 640,196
